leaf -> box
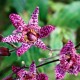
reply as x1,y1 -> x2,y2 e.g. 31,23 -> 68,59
12,0 -> 27,13
49,1 -> 80,29
39,0 -> 48,21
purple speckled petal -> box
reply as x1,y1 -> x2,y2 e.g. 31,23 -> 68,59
28,7 -> 39,26
67,64 -> 79,76
36,73 -> 48,80
39,25 -> 55,38
60,40 -> 76,55
12,66 -> 27,78
55,64 -> 66,80
35,39 -> 48,50
17,43 -> 32,56
2,33 -> 22,43
9,13 -> 27,29
29,62 -> 36,74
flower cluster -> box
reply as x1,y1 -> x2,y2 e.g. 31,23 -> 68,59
1,6 -> 80,80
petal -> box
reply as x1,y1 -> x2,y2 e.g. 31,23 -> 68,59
60,40 -> 76,55
17,43 -> 32,56
39,25 -> 55,38
29,62 -> 36,74
12,66 -> 27,78
36,73 -> 48,80
2,33 -> 22,43
35,39 -> 48,50
55,64 -> 66,80
68,64 -> 79,76
28,7 -> 39,26
9,13 -> 27,29
12,65 -> 20,73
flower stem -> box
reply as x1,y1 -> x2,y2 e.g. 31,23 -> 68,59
6,42 -> 17,48
36,59 -> 59,68
75,42 -> 80,48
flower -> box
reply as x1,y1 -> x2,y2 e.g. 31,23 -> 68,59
2,7 -> 55,56
12,62 -> 48,80
0,47 -> 10,56
12,62 -> 36,80
55,40 -> 80,80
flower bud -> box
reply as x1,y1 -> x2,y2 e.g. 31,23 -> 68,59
0,47 -> 10,56
0,34 -> 3,42
2,76 -> 13,80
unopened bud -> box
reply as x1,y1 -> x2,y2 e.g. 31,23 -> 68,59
0,47 -> 10,56
2,76 -> 13,80
0,34 -> 3,42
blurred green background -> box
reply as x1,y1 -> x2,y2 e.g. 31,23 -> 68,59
0,0 -> 80,80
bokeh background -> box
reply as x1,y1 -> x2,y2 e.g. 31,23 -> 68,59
0,0 -> 80,80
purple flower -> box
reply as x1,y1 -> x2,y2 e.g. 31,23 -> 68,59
55,40 -> 80,80
2,7 -> 55,56
12,62 -> 36,80
12,62 -> 48,80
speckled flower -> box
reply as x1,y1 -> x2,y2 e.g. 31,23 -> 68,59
55,40 -> 80,80
2,7 -> 55,56
12,62 -> 36,80
12,62 -> 48,80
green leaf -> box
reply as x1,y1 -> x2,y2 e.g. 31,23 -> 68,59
39,0 -> 48,21
49,1 -> 80,29
12,0 -> 27,13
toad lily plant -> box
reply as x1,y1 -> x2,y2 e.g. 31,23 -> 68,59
2,7 -> 55,56
55,41 -> 80,80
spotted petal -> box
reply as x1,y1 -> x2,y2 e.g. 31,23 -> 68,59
35,39 -> 48,50
9,13 -> 27,29
68,64 -> 79,76
55,64 -> 66,80
60,40 -> 76,55
12,66 -> 27,78
29,62 -> 36,74
39,25 -> 55,38
17,43 -> 32,56
2,33 -> 22,43
36,73 -> 48,80
28,7 -> 39,26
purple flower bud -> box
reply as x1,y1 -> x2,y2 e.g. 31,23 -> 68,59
2,76 -> 13,80
0,47 -> 10,56
0,35 -> 3,42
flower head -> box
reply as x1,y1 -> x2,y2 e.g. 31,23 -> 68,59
12,62 -> 36,80
12,62 -> 48,80
2,7 -> 55,56
55,40 -> 80,80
